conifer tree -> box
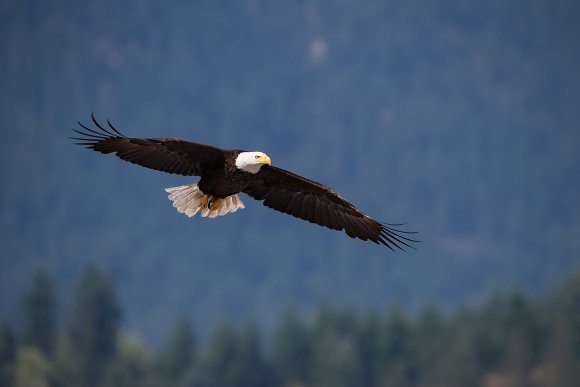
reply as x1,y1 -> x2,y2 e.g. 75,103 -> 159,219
232,323 -> 272,387
22,268 -> 56,355
272,306 -> 311,385
101,335 -> 159,387
376,304 -> 417,387
0,322 -> 16,387
159,315 -> 196,385
180,321 -> 237,387
67,264 -> 120,387
310,307 -> 364,387
181,321 -> 272,387
13,347 -> 52,387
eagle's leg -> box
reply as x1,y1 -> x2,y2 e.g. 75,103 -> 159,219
199,195 -> 210,211
208,197 -> 224,211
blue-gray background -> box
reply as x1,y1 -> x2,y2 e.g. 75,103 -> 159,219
1,0 -> 579,344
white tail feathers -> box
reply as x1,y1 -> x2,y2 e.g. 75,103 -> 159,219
165,184 -> 245,218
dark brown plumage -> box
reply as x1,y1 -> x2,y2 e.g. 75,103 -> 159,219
72,114 -> 417,251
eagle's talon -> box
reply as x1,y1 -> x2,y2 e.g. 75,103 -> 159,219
199,195 -> 209,211
209,197 -> 223,211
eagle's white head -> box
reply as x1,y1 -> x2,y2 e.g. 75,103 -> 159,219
235,151 -> 272,174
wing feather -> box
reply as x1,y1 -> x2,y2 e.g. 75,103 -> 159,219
312,197 -> 323,226
305,195 -> 317,224
243,166 -> 417,251
71,114 -> 225,176
286,192 -> 302,215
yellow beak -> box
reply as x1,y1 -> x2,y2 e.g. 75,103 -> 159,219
258,155 -> 272,166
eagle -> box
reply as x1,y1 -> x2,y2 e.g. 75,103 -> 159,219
72,114 -> 416,251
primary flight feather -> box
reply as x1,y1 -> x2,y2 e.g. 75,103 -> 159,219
72,114 -> 416,251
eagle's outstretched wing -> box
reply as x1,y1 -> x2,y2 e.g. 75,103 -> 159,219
71,114 -> 225,176
243,166 -> 417,251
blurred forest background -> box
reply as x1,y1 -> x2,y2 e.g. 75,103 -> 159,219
2,267 -> 580,386
1,0 -> 580,385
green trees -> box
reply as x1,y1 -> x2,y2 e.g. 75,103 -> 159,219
182,322 -> 272,387
272,306 -> 311,384
309,307 -> 363,387
13,268 -> 57,387
3,265 -> 580,386
64,264 -> 121,387
0,323 -> 16,387
100,335 -> 158,387
158,316 -> 196,386
534,271 -> 580,386
375,305 -> 417,386
13,347 -> 52,387
22,268 -> 56,356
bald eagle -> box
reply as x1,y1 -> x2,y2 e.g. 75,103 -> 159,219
72,114 -> 416,251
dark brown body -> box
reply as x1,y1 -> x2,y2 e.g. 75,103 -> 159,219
198,152 -> 256,197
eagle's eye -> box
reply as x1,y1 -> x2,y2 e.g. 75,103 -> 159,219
255,155 -> 260,159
